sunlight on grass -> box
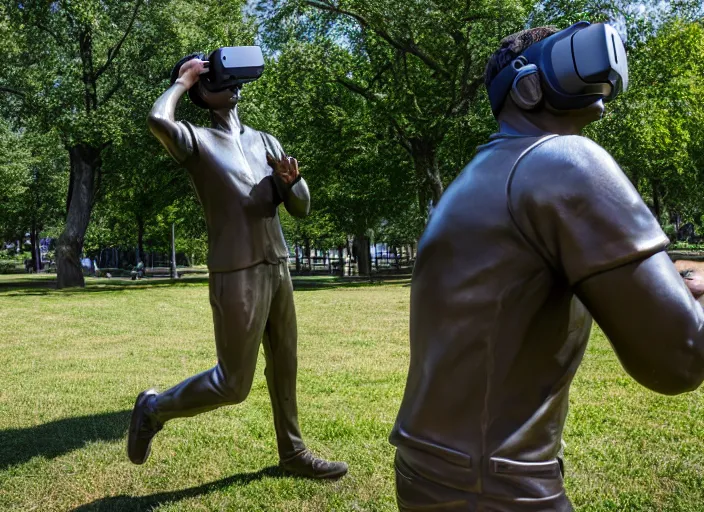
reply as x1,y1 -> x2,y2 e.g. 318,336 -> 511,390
1,274 -> 703,511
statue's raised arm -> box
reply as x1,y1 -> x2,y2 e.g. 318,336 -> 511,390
147,56 -> 207,163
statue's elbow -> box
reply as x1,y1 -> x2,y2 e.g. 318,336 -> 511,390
289,201 -> 310,219
147,112 -> 167,137
656,374 -> 704,396
285,185 -> 311,218
648,347 -> 704,396
673,356 -> 704,395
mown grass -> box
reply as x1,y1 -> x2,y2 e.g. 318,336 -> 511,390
0,274 -> 703,511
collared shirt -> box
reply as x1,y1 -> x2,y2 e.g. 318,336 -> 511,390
174,122 -> 309,272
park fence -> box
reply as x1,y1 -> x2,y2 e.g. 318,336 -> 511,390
288,243 -> 416,276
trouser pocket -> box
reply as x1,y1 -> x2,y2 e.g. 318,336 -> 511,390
395,452 -> 470,511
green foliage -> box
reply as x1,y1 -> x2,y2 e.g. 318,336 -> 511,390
0,260 -> 20,273
257,0 -> 533,215
670,241 -> 704,251
3,0 -> 704,257
0,121 -> 68,242
588,20 -> 704,227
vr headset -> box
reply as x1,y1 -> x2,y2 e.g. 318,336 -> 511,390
199,46 -> 265,92
488,22 -> 629,116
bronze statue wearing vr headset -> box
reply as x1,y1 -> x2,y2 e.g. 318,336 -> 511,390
390,22 -> 704,511
127,46 -> 348,480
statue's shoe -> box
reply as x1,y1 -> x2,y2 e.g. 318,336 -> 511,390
127,389 -> 162,465
280,450 -> 348,479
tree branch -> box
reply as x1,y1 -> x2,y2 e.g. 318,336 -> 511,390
305,0 -> 449,78
101,78 -> 123,105
336,76 -> 375,100
33,22 -> 64,46
368,62 -> 392,88
0,86 -> 26,98
94,0 -> 144,80
447,77 -> 483,117
336,76 -> 412,154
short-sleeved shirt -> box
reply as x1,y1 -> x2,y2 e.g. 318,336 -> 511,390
390,134 -> 669,501
172,121 -> 294,272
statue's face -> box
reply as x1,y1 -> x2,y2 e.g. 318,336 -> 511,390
544,97 -> 605,128
197,84 -> 240,110
570,98 -> 605,124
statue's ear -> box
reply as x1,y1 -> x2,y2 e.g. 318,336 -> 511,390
188,83 -> 210,110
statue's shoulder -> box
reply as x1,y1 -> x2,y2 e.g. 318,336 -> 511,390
536,135 -> 614,169
254,128 -> 280,144
180,120 -> 221,140
515,134 -> 629,207
251,128 -> 286,158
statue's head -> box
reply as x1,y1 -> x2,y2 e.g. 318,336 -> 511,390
170,47 -> 265,110
485,22 -> 628,130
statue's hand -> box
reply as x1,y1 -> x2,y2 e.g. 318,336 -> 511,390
176,58 -> 209,90
675,260 -> 704,299
267,153 -> 300,185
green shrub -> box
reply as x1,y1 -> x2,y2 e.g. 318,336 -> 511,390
0,261 -> 20,274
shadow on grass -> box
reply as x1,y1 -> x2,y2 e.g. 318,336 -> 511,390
0,276 -> 210,297
0,274 -> 411,296
291,275 -> 411,292
0,410 -> 130,471
71,466 -> 285,512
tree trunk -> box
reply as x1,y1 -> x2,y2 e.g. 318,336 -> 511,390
354,233 -> 372,277
337,246 -> 344,277
411,137 -> 444,217
137,216 -> 145,264
56,145 -> 100,288
304,238 -> 311,271
295,244 -> 301,273
652,180 -> 662,225
171,222 -> 178,279
30,225 -> 39,273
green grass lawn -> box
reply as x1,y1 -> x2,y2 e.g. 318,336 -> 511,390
0,274 -> 703,511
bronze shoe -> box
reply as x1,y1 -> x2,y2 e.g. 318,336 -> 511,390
280,449 -> 348,479
127,389 -> 162,465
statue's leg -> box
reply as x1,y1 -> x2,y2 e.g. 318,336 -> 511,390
261,261 -> 306,460
151,265 -> 273,423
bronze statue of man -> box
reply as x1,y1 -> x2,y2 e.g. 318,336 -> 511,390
390,23 -> 704,510
127,50 -> 347,479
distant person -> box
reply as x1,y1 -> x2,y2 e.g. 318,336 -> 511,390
390,23 -> 704,510
128,48 -> 347,479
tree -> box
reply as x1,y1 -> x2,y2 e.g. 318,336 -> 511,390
588,20 -> 704,231
244,38 -> 420,273
258,0 -> 533,218
0,123 -> 68,270
1,0 -> 155,286
0,123 -> 31,244
0,0 -> 254,287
